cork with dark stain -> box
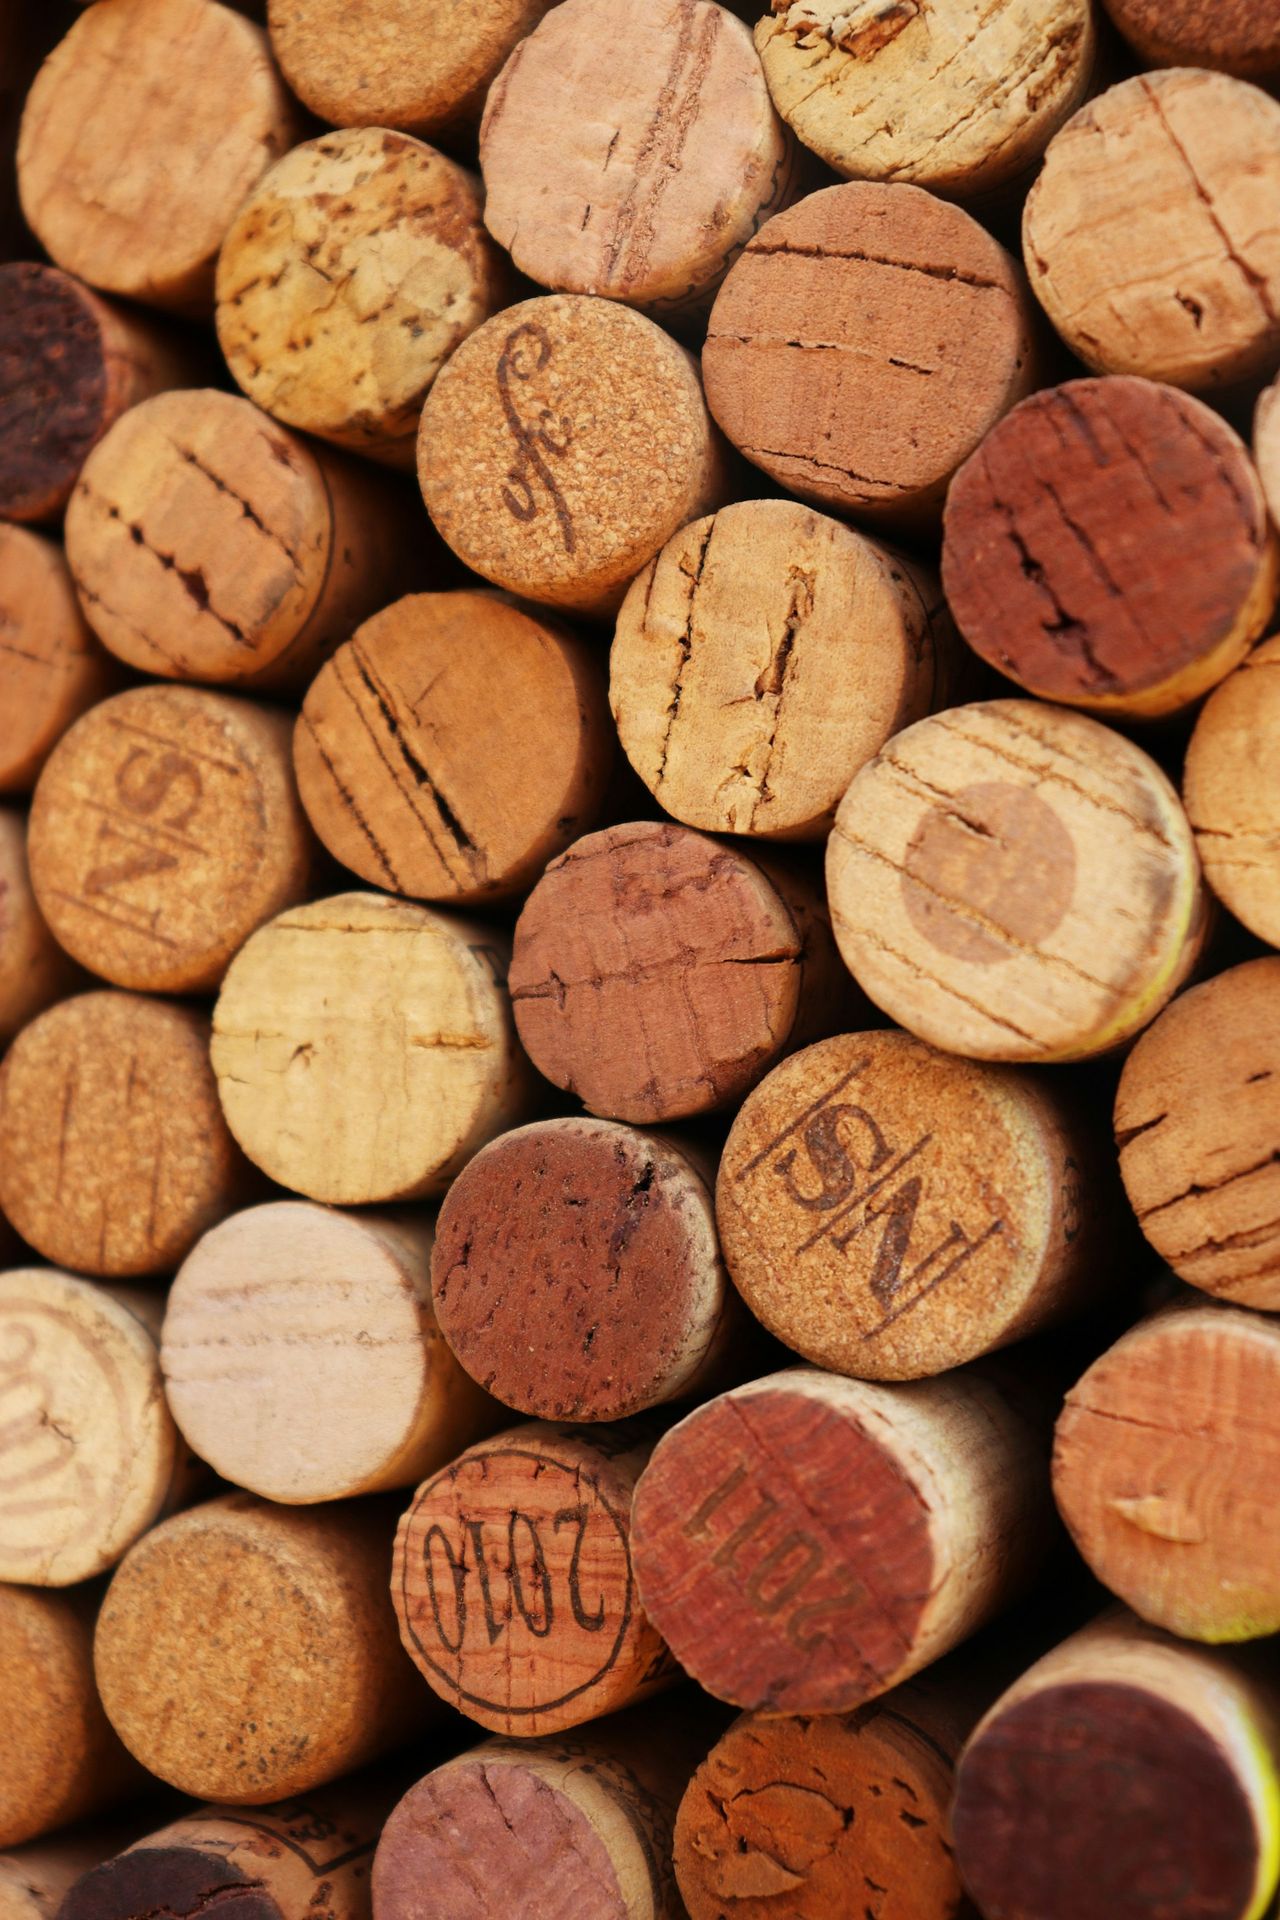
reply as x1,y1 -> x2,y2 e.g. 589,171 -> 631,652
58,1849 -> 280,1920
941,378 -> 1278,719
508,821 -> 847,1124
702,181 -> 1038,528
1101,0 -> 1280,79
431,1117 -> 737,1420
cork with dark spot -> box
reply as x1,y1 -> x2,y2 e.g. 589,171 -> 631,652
1184,637 -> 1280,952
716,1030 -> 1110,1383
0,1826 -> 144,1920
0,265 -> 201,526
0,809 -> 80,1043
294,592 -> 614,903
267,0 -> 560,138
755,0 -> 1094,202
479,0 -> 799,315
942,378 -> 1278,721
702,182 -> 1038,529
418,294 -> 731,616
826,700 -> 1208,1064
392,1421 -> 679,1736
94,1493 -> 439,1802
17,0 -> 299,313
509,822 -> 855,1124
431,1117 -> 741,1421
0,990 -> 249,1279
0,1586 -> 145,1849
0,528 -> 117,795
610,499 -> 955,842
1100,0 -> 1280,80
1023,71 -> 1280,391
63,389 -> 427,691
1115,961 -> 1280,1309
952,1612 -> 1280,1920
1054,1302 -> 1280,1644
630,1366 -> 1053,1715
28,686 -> 312,995
216,129 -> 509,468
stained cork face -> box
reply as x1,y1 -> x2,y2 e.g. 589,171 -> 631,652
717,1032 -> 1088,1381
756,0 -> 1094,198
826,700 -> 1206,1063
0,992 -> 244,1279
1115,961 -> 1280,1307
942,378 -> 1278,718
1024,71 -> 1280,390
417,294 -> 727,613
1184,638 -> 1280,951
431,1118 -> 729,1420
480,0 -> 797,312
610,500 -> 947,841
0,265 -> 107,524
28,685 -> 311,995
17,0 -> 297,311
294,592 -> 613,902
703,182 -> 1037,526
59,1850 -> 281,1920
0,527 -> 114,796
1101,0 -> 1280,79
393,1424 -> 673,1735
216,128 -> 508,462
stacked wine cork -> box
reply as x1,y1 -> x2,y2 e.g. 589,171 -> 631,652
4,2 -> 1280,1918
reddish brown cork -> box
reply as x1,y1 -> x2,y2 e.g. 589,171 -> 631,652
1100,0 -> 1280,79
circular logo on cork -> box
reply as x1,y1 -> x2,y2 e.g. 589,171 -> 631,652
900,781 -> 1076,965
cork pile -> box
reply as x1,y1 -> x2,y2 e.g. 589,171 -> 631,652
1,0 -> 1280,1916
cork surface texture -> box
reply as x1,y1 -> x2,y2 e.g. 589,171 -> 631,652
1185,637 -> 1280,951
0,527 -> 114,796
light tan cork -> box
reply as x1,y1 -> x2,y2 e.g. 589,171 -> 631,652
0,1267 -> 196,1586
1184,636 -> 1280,952
826,699 -> 1208,1064
162,1201 -> 499,1504
0,528 -> 116,796
216,128 -> 509,468
211,892 -> 538,1205
611,499 -> 954,840
0,810 -> 80,1044
1023,70 -> 1280,390
27,685 -> 312,996
94,1492 -> 439,1802
17,0 -> 298,313
418,294 -> 730,616
756,0 -> 1095,201
294,591 -> 614,903
480,0 -> 799,315
63,388 -> 426,691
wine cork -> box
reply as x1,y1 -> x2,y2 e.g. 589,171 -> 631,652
63,388 -> 425,691
27,685 -> 312,996
942,377 -> 1279,721
952,1611 -> 1280,1920
392,1421 -> 677,1736
0,1586 -> 144,1849
294,592 -> 614,904
417,294 -> 730,616
1054,1302 -> 1280,1644
0,811 -> 80,1044
610,500 -> 953,842
716,1030 -> 1108,1382
0,991 -> 247,1279
509,821 -> 853,1124
630,1364 -> 1052,1714
58,1777 -> 395,1920
211,892 -> 537,1205
95,1492 -> 437,1802
1115,960 -> 1280,1307
702,182 -> 1038,529
0,1267 -> 195,1586
755,0 -> 1094,201
479,0 -> 798,315
162,1200 -> 498,1504
0,264 -> 201,526
0,1827 -> 143,1920
431,1118 -> 740,1421
0,528 -> 116,796
1184,638 -> 1280,952
1101,0 -> 1280,83
216,129 -> 509,468
17,0 -> 298,313
266,0 -> 558,139
826,699 -> 1208,1064
1023,71 -> 1280,392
